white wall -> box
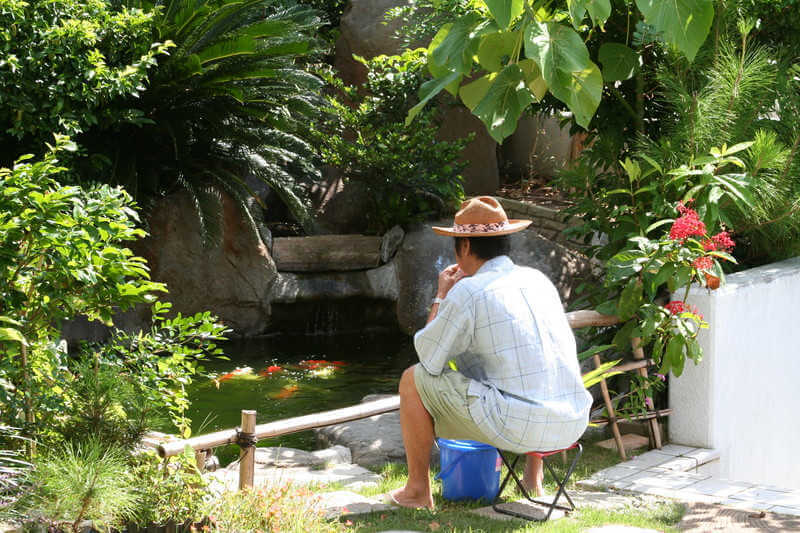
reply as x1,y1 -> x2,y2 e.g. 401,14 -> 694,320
669,257 -> 800,488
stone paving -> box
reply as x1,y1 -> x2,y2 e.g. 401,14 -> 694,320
580,445 -> 800,517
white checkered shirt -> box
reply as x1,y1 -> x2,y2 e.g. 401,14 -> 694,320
414,255 -> 592,452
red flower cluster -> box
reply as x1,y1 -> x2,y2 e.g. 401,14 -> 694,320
669,203 -> 706,240
664,300 -> 703,319
702,230 -> 736,252
692,256 -> 714,271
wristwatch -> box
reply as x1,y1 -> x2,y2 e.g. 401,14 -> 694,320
433,297 -> 444,306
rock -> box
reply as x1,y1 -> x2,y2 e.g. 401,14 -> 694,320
334,0 -> 410,86
316,394 -> 439,467
437,104 -> 499,195
381,225 -> 405,263
270,262 -> 398,303
313,177 -> 373,234
209,461 -> 381,491
394,221 -> 457,334
316,491 -> 393,519
251,445 -> 352,467
135,190 -> 276,337
501,113 -> 574,182
507,228 -> 596,303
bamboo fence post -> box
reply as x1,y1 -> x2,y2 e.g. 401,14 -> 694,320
238,410 -> 257,491
593,354 -> 627,460
631,337 -> 663,449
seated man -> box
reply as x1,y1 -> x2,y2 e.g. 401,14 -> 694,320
389,196 -> 592,509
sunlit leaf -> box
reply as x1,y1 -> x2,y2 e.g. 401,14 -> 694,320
635,0 -> 714,62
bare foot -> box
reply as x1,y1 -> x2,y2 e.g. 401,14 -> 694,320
387,486 -> 434,510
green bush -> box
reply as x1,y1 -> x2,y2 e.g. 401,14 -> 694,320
0,0 -> 169,163
315,49 -> 467,233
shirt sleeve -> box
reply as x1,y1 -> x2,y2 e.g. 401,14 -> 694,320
413,290 -> 474,376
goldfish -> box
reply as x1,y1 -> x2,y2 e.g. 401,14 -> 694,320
270,384 -> 299,399
298,360 -> 348,370
258,365 -> 283,376
216,366 -> 253,383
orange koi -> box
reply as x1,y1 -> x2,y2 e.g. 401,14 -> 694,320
216,366 -> 253,383
259,365 -> 283,376
270,384 -> 299,399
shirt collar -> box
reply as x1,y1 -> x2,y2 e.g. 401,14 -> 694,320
476,255 -> 514,275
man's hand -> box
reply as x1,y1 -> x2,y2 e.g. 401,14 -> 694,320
436,264 -> 466,299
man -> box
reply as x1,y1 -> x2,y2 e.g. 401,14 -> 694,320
388,196 -> 592,510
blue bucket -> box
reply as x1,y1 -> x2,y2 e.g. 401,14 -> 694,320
435,439 -> 501,501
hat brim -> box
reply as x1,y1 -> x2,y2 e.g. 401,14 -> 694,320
431,219 -> 532,237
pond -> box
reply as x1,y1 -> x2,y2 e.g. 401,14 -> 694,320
180,331 -> 416,459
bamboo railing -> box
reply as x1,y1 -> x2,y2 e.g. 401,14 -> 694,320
149,309 -> 665,488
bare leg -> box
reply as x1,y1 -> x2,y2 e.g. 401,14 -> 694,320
522,454 -> 544,496
389,365 -> 435,509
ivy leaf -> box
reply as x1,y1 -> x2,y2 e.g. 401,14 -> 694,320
524,21 -> 602,128
472,64 -> 535,142
481,0 -> 524,29
598,43 -> 641,81
635,0 -> 714,62
617,278 -> 643,321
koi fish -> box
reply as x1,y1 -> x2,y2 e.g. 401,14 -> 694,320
216,366 -> 253,383
258,365 -> 283,376
298,360 -> 348,370
270,384 -> 299,399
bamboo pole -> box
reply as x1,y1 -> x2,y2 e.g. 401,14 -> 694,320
631,337 -> 663,449
238,410 -> 257,491
594,353 -> 627,460
158,396 -> 401,458
590,408 -> 673,426
566,310 -> 621,329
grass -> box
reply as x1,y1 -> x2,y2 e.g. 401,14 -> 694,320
319,438 -> 686,532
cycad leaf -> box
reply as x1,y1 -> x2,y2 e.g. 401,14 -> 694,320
197,36 -> 256,65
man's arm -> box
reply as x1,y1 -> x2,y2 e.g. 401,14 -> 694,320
426,264 -> 465,324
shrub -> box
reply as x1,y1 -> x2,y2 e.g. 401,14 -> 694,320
315,49 -> 467,233
0,0 -> 169,163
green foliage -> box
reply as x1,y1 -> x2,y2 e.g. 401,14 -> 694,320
71,0 -> 327,238
128,448 -> 208,527
315,49 -> 467,233
89,302 -> 229,437
23,439 -> 136,532
0,0 -> 171,162
404,0 -> 716,136
0,425 -> 29,521
0,141 -> 166,433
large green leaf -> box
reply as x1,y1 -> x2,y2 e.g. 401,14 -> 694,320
472,64 -> 535,142
427,24 -> 454,78
524,21 -> 602,128
518,58 -> 548,100
477,31 -> 518,72
482,0 -> 524,29
568,0 -> 612,29
459,74 -> 494,111
598,42 -> 641,81
431,13 -> 482,75
406,71 -> 462,125
635,0 -> 714,62
617,278 -> 643,321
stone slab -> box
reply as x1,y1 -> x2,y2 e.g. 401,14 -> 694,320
728,487 -> 800,507
252,445 -> 351,467
681,478 -> 755,500
273,235 -> 381,272
624,450 -> 674,469
658,444 -> 698,456
316,490 -> 393,519
472,500 -> 565,521
595,434 -> 650,452
624,470 -> 711,492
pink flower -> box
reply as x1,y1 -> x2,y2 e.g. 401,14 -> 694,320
669,204 -> 706,241
656,373 -> 666,382
645,397 -> 654,409
692,256 -> 714,271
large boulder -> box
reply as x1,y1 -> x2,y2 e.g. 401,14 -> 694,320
438,104 -> 500,195
334,0 -> 410,86
394,223 -> 596,334
136,191 -> 277,336
501,113 -> 575,181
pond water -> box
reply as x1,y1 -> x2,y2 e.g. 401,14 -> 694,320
180,332 -> 417,456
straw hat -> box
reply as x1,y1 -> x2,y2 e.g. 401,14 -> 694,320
432,196 -> 531,237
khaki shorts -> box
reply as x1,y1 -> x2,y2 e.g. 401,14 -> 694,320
413,364 -> 494,444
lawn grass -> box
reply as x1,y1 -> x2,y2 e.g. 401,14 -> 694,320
329,438 -> 687,532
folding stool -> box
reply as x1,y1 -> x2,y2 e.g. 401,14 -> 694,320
492,442 -> 583,521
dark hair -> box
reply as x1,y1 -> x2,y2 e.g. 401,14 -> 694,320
454,235 -> 511,260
